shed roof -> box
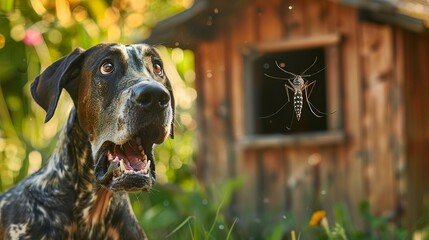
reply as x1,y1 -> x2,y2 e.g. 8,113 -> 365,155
144,0 -> 429,48
339,0 -> 429,32
144,0 -> 251,49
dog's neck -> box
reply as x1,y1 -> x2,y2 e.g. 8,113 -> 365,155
39,109 -> 138,235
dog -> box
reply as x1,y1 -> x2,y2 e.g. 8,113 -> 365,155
0,43 -> 175,239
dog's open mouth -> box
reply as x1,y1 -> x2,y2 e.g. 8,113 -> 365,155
95,136 -> 156,192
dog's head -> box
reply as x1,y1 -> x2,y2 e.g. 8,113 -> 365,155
31,43 -> 175,192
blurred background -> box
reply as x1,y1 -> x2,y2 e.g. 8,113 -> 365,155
1,0 -> 429,239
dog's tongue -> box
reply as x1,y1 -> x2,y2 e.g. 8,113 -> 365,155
109,141 -> 146,171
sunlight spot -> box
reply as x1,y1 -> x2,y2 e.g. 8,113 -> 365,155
0,138 -> 5,151
44,117 -> 59,139
308,153 -> 321,166
56,0 -> 73,27
206,71 -> 213,78
156,162 -> 167,183
30,0 -> 47,15
28,151 -> 42,174
107,25 -> 121,42
83,19 -> 100,39
218,224 -> 225,230
10,25 -> 25,41
0,34 -> 5,49
170,156 -> 183,169
214,8 -> 219,14
48,29 -> 62,44
125,13 -> 144,28
72,6 -> 88,23
288,5 -> 293,10
6,144 -> 23,172
184,69 -> 195,82
171,48 -> 184,63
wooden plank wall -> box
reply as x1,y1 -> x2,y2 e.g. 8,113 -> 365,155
194,0 -> 405,232
359,22 -> 399,215
402,30 -> 429,229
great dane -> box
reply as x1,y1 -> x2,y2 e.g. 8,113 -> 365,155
0,43 -> 175,239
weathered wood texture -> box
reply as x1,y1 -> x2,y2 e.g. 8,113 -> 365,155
193,0 -> 423,231
402,30 -> 429,228
359,22 -> 398,215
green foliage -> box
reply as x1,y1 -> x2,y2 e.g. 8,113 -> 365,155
304,202 -> 410,240
130,178 -> 243,239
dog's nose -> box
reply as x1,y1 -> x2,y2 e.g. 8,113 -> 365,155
134,83 -> 171,110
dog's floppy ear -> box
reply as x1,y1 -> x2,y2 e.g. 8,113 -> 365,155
31,47 -> 85,123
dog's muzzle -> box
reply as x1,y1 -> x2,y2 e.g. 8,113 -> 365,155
94,81 -> 172,192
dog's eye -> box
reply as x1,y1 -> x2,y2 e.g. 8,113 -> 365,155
153,63 -> 163,76
100,61 -> 115,75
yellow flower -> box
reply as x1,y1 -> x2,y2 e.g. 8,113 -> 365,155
309,210 -> 326,226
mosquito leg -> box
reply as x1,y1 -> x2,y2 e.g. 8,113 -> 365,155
286,113 -> 294,130
260,101 -> 289,119
309,101 -> 332,115
307,80 -> 334,115
260,82 -> 293,119
304,81 -> 324,117
303,80 -> 314,95
304,80 -> 331,116
285,81 -> 293,102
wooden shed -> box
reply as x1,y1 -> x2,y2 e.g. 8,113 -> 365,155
146,0 -> 429,233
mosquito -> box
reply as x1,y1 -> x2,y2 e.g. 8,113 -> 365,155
261,57 -> 330,130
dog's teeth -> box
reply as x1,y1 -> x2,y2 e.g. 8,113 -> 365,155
113,156 -> 120,163
120,159 -> 126,172
146,160 -> 151,170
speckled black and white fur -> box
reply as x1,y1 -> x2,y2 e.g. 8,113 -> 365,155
0,43 -> 175,239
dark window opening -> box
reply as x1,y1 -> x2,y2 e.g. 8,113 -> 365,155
253,47 -> 328,135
